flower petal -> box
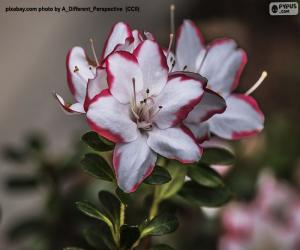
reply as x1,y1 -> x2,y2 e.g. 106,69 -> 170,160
153,74 -> 204,129
209,94 -> 264,140
106,51 -> 143,104
147,126 -> 202,163
132,29 -> 144,49
185,89 -> 226,124
113,134 -> 157,192
144,31 -> 156,41
176,20 -> 205,71
53,92 -> 85,114
66,47 -> 96,103
134,40 -> 168,96
84,67 -> 108,110
86,89 -> 138,143
184,122 -> 210,144
198,39 -> 247,96
100,22 -> 132,61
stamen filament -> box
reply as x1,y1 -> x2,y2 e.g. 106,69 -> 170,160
89,38 -> 100,66
151,106 -> 163,120
197,48 -> 209,73
245,71 -> 267,96
166,33 -> 174,59
132,78 -> 137,109
170,4 -> 175,35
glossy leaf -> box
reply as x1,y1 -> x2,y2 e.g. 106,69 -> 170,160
150,244 -> 175,250
82,131 -> 114,151
179,181 -> 233,207
120,225 -> 140,249
201,147 -> 235,165
140,214 -> 179,237
81,153 -> 114,182
76,201 -> 113,229
116,187 -> 131,205
84,224 -> 116,250
63,248 -> 87,250
144,166 -> 172,185
187,163 -> 224,188
156,161 -> 187,200
98,191 -> 120,225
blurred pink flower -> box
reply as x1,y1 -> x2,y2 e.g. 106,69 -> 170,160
220,171 -> 300,250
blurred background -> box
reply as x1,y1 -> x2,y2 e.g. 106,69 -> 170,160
0,0 -> 299,249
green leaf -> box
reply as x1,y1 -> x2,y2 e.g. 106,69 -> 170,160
8,217 -> 45,240
98,191 -> 120,225
2,146 -> 26,163
140,214 -> 179,237
120,225 -> 140,249
84,224 -> 116,250
25,132 -> 46,152
150,244 -> 175,250
81,153 -> 114,182
187,163 -> 224,188
144,166 -> 171,185
76,201 -> 113,229
115,187 -> 131,205
201,147 -> 235,165
156,161 -> 187,200
63,248 -> 87,250
5,176 -> 40,191
82,131 -> 114,151
179,181 -> 233,207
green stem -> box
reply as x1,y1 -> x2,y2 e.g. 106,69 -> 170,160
149,186 -> 160,220
120,202 -> 125,226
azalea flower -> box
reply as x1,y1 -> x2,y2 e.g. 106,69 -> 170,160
169,20 -> 266,140
86,40 -> 205,192
54,22 -> 153,114
220,171 -> 300,250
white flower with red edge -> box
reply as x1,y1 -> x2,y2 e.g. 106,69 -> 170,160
169,20 -> 265,140
54,22 -> 154,114
86,40 -> 205,192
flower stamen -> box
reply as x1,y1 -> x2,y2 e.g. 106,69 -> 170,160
73,66 -> 86,82
170,4 -> 176,35
245,71 -> 267,96
89,38 -> 100,66
166,33 -> 174,60
132,78 -> 137,109
197,48 -> 209,73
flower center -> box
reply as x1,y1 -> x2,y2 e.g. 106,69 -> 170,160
130,78 -> 162,131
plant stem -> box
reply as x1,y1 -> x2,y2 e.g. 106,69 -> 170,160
149,186 -> 160,220
120,202 -> 125,226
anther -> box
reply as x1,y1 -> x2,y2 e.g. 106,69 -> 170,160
74,66 -> 79,72
245,71 -> 268,96
159,105 -> 163,109
183,65 -> 187,71
146,88 -> 150,94
89,38 -> 100,66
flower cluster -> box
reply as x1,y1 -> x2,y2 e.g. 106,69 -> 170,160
220,172 -> 300,250
55,21 -> 265,193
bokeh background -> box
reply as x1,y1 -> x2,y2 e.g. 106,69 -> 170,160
0,0 -> 299,249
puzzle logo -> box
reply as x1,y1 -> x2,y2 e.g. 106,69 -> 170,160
269,2 -> 298,15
